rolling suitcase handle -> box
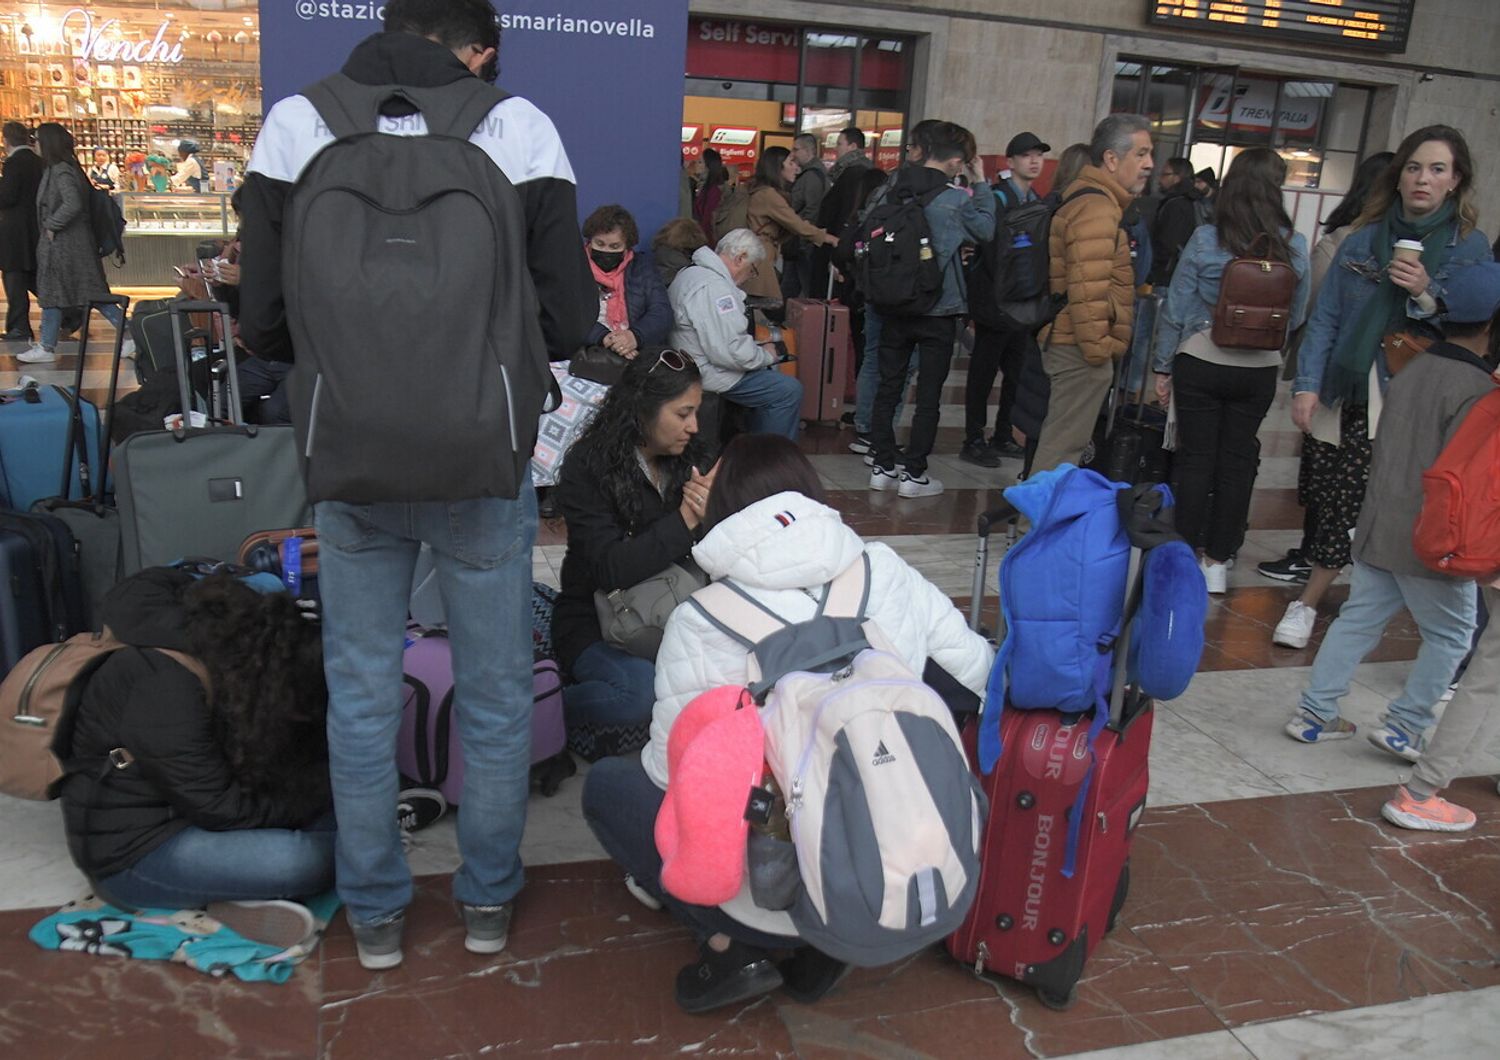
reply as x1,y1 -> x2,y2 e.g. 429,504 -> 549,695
969,501 -> 1020,633
167,300 -> 242,429
56,294 -> 131,506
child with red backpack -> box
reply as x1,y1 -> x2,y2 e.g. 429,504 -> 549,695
1285,262 -> 1500,772
1382,263 -> 1500,830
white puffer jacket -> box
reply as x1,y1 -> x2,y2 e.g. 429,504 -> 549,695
643,491 -> 994,936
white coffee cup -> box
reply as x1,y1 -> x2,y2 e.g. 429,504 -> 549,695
1392,239 -> 1424,264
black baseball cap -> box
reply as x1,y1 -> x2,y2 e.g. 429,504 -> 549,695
1006,132 -> 1051,157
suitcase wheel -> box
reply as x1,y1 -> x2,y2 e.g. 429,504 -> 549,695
1036,985 -> 1077,1011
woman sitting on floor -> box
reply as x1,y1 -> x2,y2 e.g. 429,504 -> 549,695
58,569 -> 334,928
553,351 -> 713,760
581,433 -> 993,1014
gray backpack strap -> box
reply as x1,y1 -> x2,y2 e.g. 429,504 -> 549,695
817,553 -> 872,621
302,74 -> 508,143
688,580 -> 789,649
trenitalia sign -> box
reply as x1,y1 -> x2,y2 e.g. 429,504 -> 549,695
260,0 -> 691,244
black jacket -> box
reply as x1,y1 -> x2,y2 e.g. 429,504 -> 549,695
58,569 -> 330,881
0,147 -> 42,273
584,254 -> 673,349
1148,183 -> 1207,287
552,447 -> 698,672
238,32 -> 595,364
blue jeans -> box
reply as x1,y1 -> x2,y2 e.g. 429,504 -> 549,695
582,755 -> 800,950
1300,561 -> 1477,736
97,815 -> 336,910
854,308 -> 915,435
724,366 -> 803,440
316,492 -> 537,926
564,640 -> 656,730
40,303 -> 124,352
1123,293 -> 1160,395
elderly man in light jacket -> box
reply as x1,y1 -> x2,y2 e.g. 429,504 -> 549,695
667,228 -> 803,439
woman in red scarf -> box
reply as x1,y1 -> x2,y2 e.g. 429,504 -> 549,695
583,204 -> 673,357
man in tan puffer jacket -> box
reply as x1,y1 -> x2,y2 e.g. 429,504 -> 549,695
1032,114 -> 1155,473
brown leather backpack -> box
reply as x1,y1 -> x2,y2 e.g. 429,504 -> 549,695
1211,239 -> 1299,350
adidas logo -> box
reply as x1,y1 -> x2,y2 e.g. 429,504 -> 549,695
872,741 -> 896,766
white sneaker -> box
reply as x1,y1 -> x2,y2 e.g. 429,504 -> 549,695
120,335 -> 137,359
1200,556 -> 1228,595
16,344 -> 56,364
1274,600 -> 1317,649
868,466 -> 900,492
897,472 -> 943,499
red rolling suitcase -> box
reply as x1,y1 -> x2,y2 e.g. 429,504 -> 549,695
947,503 -> 1154,1009
784,276 -> 850,425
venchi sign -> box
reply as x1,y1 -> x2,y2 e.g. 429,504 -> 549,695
62,7 -> 186,65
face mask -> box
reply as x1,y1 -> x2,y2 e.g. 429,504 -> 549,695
590,249 -> 625,272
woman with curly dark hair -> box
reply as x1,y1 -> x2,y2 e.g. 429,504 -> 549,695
57,568 -> 334,923
552,352 -> 712,759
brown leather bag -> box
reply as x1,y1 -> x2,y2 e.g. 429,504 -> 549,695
1381,328 -> 1438,377
1211,241 -> 1299,351
0,630 -> 208,801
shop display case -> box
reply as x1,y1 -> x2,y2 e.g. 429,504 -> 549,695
120,193 -> 234,237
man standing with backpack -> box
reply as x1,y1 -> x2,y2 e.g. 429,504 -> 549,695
238,0 -> 595,970
1031,115 -> 1154,474
962,131 -> 1050,467
865,124 -> 995,499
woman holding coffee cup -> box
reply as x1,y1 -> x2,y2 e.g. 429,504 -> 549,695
1276,125 -> 1491,663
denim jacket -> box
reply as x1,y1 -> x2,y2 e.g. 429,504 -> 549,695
1293,223 -> 1493,398
882,166 -> 997,316
1152,225 -> 1311,373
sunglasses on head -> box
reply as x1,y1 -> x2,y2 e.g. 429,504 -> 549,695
648,349 -> 689,374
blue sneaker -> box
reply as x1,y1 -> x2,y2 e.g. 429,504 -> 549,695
1284,712 -> 1356,743
1367,724 -> 1425,763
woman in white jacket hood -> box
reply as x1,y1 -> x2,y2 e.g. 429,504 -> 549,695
582,434 -> 993,1015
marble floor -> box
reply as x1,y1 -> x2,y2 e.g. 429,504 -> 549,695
3,311 -> 1498,1058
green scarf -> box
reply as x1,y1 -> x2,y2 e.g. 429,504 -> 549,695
1324,199 -> 1457,404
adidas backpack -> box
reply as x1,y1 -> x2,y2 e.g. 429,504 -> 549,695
689,552 -> 985,967
853,184 -> 947,317
282,74 -> 552,504
1413,386 -> 1500,580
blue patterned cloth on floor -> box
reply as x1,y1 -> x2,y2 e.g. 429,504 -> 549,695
28,892 -> 341,984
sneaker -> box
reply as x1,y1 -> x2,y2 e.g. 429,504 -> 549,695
959,440 -> 1001,468
848,434 -> 872,455
1440,682 -> 1458,703
839,410 -> 856,427
868,465 -> 900,492
674,940 -> 784,1014
16,344 -> 56,364
1381,786 -> 1475,832
1284,711 -> 1356,744
1257,549 -> 1312,584
778,947 -> 851,1004
898,472 -> 943,499
1274,601 -> 1317,649
461,902 -> 513,955
623,873 -> 664,912
206,899 -> 316,949
396,787 -> 447,834
991,436 -> 1025,458
1367,723 -> 1425,763
1200,556 -> 1228,595
348,911 -> 404,970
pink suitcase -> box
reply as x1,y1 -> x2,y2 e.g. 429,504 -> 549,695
785,291 -> 850,426
397,628 -> 567,805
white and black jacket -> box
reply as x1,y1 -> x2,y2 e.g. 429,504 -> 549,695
238,32 -> 595,366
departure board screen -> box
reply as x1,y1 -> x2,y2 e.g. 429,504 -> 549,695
1147,1 -> 1415,53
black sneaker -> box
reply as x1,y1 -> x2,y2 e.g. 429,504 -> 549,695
990,436 -> 1025,458
397,787 -> 447,833
839,410 -> 856,427
960,440 -> 1001,468
778,947 -> 851,1004
1257,549 -> 1312,584
674,940 -> 784,1014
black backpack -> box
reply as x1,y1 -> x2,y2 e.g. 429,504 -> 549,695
88,185 -> 126,267
284,75 -> 552,504
853,183 -> 948,317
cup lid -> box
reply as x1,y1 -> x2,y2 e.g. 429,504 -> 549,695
1393,239 -> 1425,249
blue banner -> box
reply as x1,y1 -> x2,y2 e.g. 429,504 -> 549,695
259,1 -> 689,249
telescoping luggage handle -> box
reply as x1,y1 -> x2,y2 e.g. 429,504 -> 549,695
167,300 -> 243,432
56,294 -> 131,508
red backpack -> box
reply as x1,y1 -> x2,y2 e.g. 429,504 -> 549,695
1413,388 -> 1500,579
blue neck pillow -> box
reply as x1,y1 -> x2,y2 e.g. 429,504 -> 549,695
1128,538 -> 1206,700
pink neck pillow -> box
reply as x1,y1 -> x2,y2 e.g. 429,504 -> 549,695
655,686 -> 766,907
